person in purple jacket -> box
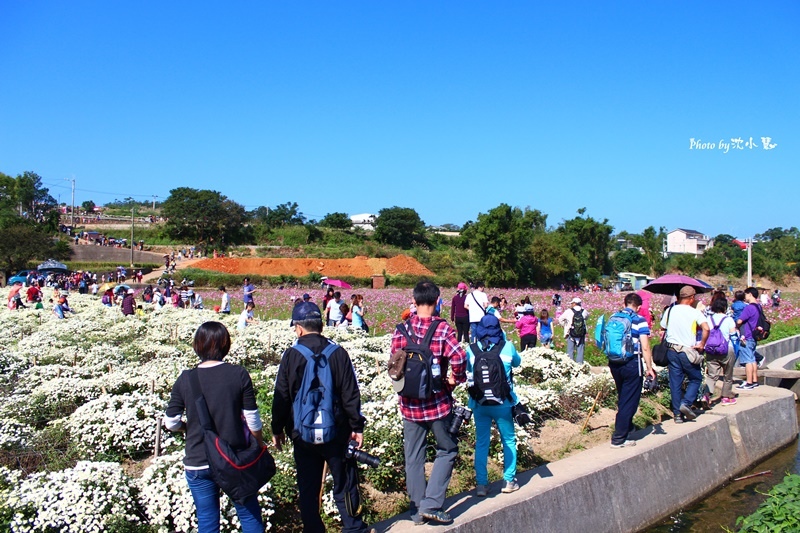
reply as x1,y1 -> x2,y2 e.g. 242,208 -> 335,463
736,287 -> 762,390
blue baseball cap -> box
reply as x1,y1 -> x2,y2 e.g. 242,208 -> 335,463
292,302 -> 322,322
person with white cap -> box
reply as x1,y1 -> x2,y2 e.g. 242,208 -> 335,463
558,297 -> 589,363
121,288 -> 136,316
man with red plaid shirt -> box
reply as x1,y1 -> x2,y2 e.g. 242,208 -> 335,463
391,281 -> 467,525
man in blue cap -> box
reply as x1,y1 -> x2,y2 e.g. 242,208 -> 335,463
271,301 -> 376,533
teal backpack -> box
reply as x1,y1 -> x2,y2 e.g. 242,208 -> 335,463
598,310 -> 637,363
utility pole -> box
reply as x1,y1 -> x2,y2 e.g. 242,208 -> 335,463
152,195 -> 158,211
747,238 -> 753,288
131,206 -> 135,268
70,176 -> 75,227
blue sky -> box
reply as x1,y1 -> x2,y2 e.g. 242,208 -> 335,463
1,1 -> 797,239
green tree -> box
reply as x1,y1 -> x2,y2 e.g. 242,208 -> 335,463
13,171 -> 56,221
613,248 -> 649,274
374,207 -> 426,249
81,200 -> 96,213
558,209 -> 613,277
469,204 -> 547,287
528,230 -> 579,285
319,212 -> 352,230
0,219 -> 71,275
631,226 -> 666,276
161,188 -> 248,247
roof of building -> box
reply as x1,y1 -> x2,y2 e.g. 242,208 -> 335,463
671,228 -> 706,237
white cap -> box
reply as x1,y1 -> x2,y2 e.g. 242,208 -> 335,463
571,297 -> 582,304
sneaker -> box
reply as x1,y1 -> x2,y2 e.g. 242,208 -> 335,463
737,382 -> 756,390
610,440 -> 637,449
679,404 -> 697,421
410,513 -> 426,526
674,415 -> 685,424
701,394 -> 711,409
720,397 -> 738,406
420,510 -> 452,524
476,484 -> 488,497
501,479 -> 520,493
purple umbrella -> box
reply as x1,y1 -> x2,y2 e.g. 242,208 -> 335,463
325,279 -> 352,289
641,274 -> 714,296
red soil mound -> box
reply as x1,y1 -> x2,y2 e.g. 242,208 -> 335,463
191,255 -> 434,278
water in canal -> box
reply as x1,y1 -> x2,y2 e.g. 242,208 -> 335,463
645,404 -> 800,532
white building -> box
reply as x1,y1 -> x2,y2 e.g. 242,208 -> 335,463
666,228 -> 714,256
350,213 -> 376,230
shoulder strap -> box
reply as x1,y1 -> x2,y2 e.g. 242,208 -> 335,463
188,369 -> 216,433
710,315 -> 719,329
472,293 -> 487,315
421,319 -> 443,347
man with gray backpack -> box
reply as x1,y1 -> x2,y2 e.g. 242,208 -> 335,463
597,293 -> 656,448
271,302 -> 376,533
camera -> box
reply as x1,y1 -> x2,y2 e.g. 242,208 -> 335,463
643,376 -> 659,392
448,405 -> 473,435
345,440 -> 380,468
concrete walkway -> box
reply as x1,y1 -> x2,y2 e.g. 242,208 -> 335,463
374,385 -> 798,533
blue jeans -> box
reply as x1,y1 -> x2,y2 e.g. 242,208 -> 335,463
667,349 -> 703,416
185,469 -> 264,533
609,357 -> 643,444
470,322 -> 480,343
473,403 -> 517,484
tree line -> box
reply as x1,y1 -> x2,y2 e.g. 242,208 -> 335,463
2,174 -> 798,287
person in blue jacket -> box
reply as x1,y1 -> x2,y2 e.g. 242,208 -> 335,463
466,314 -> 522,497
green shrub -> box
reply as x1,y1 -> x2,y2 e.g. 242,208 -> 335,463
735,474 -> 800,532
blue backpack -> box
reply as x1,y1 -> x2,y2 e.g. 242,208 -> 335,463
599,310 -> 636,363
292,342 -> 340,444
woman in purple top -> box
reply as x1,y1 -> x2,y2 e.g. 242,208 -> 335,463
451,282 -> 470,343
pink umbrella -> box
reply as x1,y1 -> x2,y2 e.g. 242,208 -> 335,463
325,279 -> 352,289
641,274 -> 713,296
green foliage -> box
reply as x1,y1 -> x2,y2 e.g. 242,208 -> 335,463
250,202 -> 306,229
613,248 -> 650,274
0,219 -> 72,275
374,206 -> 426,249
558,209 -> 614,278
81,200 -> 96,213
736,474 -> 800,532
468,204 -> 547,287
630,226 -> 666,276
160,187 -> 249,248
319,212 -> 352,230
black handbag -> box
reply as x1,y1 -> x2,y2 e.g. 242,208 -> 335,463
512,402 -> 533,426
652,306 -> 672,367
188,370 -> 276,504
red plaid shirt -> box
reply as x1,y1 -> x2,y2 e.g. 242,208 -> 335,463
391,316 -> 467,422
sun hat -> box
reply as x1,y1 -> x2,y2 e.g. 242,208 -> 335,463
476,314 -> 503,346
291,302 -> 322,322
457,282 -> 468,291
388,349 -> 408,393
523,303 -> 535,313
571,297 -> 582,305
302,293 -> 311,300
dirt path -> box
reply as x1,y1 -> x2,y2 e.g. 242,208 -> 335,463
140,258 -> 206,283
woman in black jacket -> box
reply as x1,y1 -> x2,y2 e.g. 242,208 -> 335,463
164,322 -> 265,533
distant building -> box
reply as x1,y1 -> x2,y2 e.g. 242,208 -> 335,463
666,228 -> 714,256
617,272 -> 654,291
350,213 -> 376,230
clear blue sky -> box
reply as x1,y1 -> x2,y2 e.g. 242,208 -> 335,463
1,1 -> 797,239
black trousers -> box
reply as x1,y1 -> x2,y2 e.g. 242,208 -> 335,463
293,437 -> 369,533
520,334 -> 538,351
454,316 -> 470,343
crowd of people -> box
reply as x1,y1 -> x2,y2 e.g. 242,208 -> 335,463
4,271 -> 782,531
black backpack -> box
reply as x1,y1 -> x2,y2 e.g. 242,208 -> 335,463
395,319 -> 444,399
753,304 -> 772,341
570,311 -> 587,337
468,340 -> 511,406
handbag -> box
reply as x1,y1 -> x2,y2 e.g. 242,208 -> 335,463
651,305 -> 672,367
512,402 -> 533,426
188,370 -> 276,504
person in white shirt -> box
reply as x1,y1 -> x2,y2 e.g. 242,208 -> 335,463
325,291 -> 344,326
463,282 -> 488,343
660,285 -> 709,423
219,286 -> 230,314
558,297 -> 590,364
